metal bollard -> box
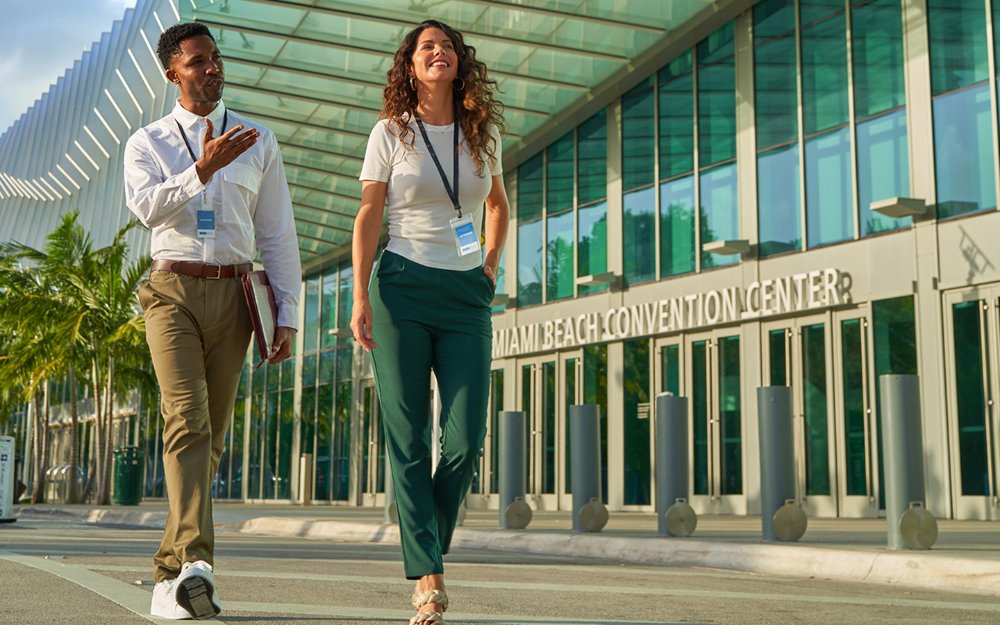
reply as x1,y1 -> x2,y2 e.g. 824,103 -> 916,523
655,393 -> 696,537
498,411 -> 531,529
757,386 -> 804,542
570,404 -> 606,532
298,453 -> 313,506
880,374 -> 937,549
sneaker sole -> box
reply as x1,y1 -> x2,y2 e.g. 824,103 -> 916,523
176,576 -> 220,620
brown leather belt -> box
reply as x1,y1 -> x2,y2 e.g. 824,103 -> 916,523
151,259 -> 253,279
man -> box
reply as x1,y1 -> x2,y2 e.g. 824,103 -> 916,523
124,22 -> 301,620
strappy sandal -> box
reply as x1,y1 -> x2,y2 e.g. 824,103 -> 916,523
409,589 -> 448,625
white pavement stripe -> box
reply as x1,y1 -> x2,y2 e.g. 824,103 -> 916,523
0,552 -> 223,625
82,564 -> 1000,614
221,601 -> 669,624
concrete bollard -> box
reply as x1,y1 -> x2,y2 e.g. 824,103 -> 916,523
499,411 -> 531,529
299,453 -> 313,506
655,393 -> 696,537
570,404 -> 606,532
880,374 -> 937,549
757,386 -> 804,541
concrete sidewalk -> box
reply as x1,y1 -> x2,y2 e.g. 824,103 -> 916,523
13,502 -> 1000,598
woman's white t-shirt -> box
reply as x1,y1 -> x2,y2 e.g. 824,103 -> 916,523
359,117 -> 503,271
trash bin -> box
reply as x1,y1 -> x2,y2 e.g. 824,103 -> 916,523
112,447 -> 143,505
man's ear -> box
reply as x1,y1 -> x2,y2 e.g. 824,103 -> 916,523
165,68 -> 179,84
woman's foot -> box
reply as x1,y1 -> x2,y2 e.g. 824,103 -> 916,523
410,574 -> 447,623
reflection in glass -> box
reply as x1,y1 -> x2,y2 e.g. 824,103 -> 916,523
840,319 -> 867,496
304,276 -> 320,352
952,301 -> 990,495
802,324 -> 830,496
577,110 -> 607,206
578,201 -> 608,295
661,344 -> 680,396
769,329 -> 787,386
754,0 -> 798,149
857,110 -> 910,235
623,339 -> 651,506
583,344 -> 608,502
564,359 -> 577,494
542,361 -> 556,494
622,79 -> 655,191
698,23 -> 735,167
692,341 -> 709,495
718,336 -> 742,495
934,85 -> 995,218
852,0 -> 906,119
928,0 -> 989,96
624,186 -> 656,285
517,219 -> 543,305
758,144 -> 801,256
700,163 -> 738,268
546,209 -> 574,301
659,176 -> 695,277
800,2 -> 848,134
805,127 -> 852,247
658,52 -> 694,179
489,369 -> 503,495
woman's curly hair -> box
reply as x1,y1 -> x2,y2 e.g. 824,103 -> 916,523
382,20 -> 505,176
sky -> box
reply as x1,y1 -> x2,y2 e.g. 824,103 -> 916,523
0,0 -> 138,133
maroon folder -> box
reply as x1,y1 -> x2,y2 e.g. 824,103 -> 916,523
241,270 -> 277,367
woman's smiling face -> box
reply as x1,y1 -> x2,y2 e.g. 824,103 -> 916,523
410,27 -> 458,86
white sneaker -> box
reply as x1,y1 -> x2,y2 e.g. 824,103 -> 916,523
175,560 -> 222,620
150,578 -> 192,620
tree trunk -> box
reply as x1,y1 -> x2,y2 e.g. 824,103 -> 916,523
91,359 -> 105,503
97,356 -> 114,505
30,386 -> 46,504
67,366 -> 80,504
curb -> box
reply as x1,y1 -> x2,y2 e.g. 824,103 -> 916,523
16,507 -> 1000,597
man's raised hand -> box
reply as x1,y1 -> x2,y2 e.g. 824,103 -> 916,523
195,117 -> 259,183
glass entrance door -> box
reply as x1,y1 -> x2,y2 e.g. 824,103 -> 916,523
519,352 -> 580,510
472,368 -> 505,506
945,290 -> 1000,519
686,331 -> 745,514
762,316 -> 838,517
833,311 -> 881,518
359,381 -> 385,506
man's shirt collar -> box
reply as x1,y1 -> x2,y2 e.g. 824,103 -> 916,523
171,99 -> 228,131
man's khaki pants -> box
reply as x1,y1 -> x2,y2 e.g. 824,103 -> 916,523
139,270 -> 252,583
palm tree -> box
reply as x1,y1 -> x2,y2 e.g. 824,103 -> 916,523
0,211 -> 154,504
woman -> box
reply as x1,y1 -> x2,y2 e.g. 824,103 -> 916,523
351,19 -> 509,625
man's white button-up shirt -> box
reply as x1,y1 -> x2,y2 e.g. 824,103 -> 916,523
124,100 -> 301,329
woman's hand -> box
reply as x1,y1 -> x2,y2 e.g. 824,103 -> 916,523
483,263 -> 497,286
351,297 -> 376,351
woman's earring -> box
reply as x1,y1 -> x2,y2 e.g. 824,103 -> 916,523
453,78 -> 465,90
410,77 -> 417,91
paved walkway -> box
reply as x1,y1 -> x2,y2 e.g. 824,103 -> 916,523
13,502 -> 1000,597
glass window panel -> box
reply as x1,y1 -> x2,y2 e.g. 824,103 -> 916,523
661,344 -> 681,396
578,200 -> 608,295
700,162 -> 739,268
583,344 -> 608,503
659,175 -> 696,277
769,329 -> 787,386
302,354 -> 317,387
805,127 -> 853,247
840,319 -> 867,496
928,0 -> 989,95
623,339 -> 651,506
934,84 -> 996,219
336,264 -> 353,342
547,132 -> 574,214
336,346 -> 353,382
623,186 -> 656,285
332,381 -> 352,500
278,390 -> 294,498
542,361 -> 557,494
658,51 -> 694,179
719,335 -> 743,495
858,110 -> 911,235
517,219 -> 543,306
758,144 -> 802,256
264,393 -> 278,498
801,3 -> 848,134
755,0 -> 798,149
320,269 -> 338,349
577,109 -> 607,205
564,359 -> 577,494
491,250 -> 508,314
622,78 -> 655,191
692,340 -> 709,495
546,209 -> 574,301
852,0 -> 906,119
698,23 -> 736,166
319,350 -> 335,384
519,153 -> 544,221
315,384 -> 333,500
802,324 -> 830,496
952,301 -> 990,495
304,275 -> 320,353
489,369 -> 504,495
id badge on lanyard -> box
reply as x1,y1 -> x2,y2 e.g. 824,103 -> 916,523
178,112 -> 227,240
450,214 -> 480,256
415,114 -> 481,257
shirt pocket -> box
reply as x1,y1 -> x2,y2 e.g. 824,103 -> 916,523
221,162 -> 261,223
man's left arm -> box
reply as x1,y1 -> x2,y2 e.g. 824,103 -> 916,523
253,129 -> 302,363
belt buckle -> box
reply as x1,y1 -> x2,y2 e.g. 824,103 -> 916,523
205,264 -> 222,280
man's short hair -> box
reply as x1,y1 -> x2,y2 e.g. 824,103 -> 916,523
156,22 -> 216,70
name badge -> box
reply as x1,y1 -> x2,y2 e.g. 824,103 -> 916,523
197,209 -> 216,239
450,215 -> 480,256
